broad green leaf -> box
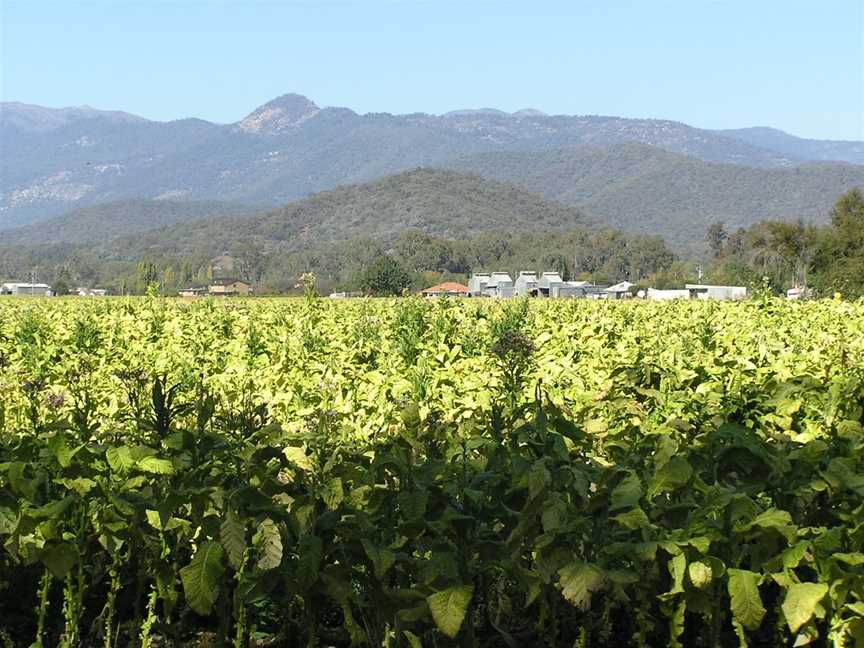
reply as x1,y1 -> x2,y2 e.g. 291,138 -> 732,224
585,419 -> 607,434
528,460 -> 550,499
541,498 -> 568,533
105,446 -> 135,473
559,562 -> 605,610
361,539 -> 395,580
253,518 -> 283,571
296,534 -> 322,588
648,457 -> 692,498
688,561 -> 713,589
614,507 -> 650,530
727,568 -> 765,631
833,552 -> 864,566
782,542 -> 810,569
145,509 -> 164,530
136,456 -> 174,475
283,446 -> 313,472
322,477 -> 343,510
41,542 -> 77,579
402,630 -> 423,648
180,540 -> 225,615
744,508 -> 796,541
782,582 -> 828,633
220,513 -> 246,571
661,553 -> 686,599
610,472 -> 643,511
426,585 -> 474,639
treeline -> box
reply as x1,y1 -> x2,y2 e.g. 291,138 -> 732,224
0,226 -> 677,296
704,188 -> 864,297
2,188 -> 860,297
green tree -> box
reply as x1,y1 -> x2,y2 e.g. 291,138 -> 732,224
359,255 -> 411,296
137,261 -> 159,292
706,221 -> 728,259
829,187 -> 864,254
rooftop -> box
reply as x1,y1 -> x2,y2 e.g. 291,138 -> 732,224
421,281 -> 470,294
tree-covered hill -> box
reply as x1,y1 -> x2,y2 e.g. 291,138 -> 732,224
2,199 -> 259,245
98,168 -> 589,258
441,143 -> 864,250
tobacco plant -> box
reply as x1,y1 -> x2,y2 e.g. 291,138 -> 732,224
0,296 -> 862,647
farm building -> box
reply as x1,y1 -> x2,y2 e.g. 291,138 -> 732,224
468,272 -> 514,298
0,282 -> 53,296
76,287 -> 107,297
468,273 -> 490,296
208,278 -> 252,296
685,284 -> 747,300
179,279 -> 252,298
179,287 -> 209,298
605,281 -> 636,299
484,272 -> 514,298
647,288 -> 691,301
421,282 -> 470,297
514,272 -> 538,296
473,271 -> 610,298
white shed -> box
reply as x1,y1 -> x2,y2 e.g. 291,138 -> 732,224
0,282 -> 54,296
514,271 -> 538,296
685,284 -> 747,300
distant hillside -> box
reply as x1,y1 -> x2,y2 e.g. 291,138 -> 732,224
2,199 -> 259,245
720,127 -> 864,165
99,169 -> 588,258
1,92 -> 832,229
442,143 -> 864,249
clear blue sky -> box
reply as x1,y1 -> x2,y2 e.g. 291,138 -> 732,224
2,0 -> 862,140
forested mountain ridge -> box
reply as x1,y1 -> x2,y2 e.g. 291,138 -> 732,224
84,169 -> 590,258
1,199 -> 260,245
719,127 -> 864,165
442,143 -> 864,250
4,92 -> 861,229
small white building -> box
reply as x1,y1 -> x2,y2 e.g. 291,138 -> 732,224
76,287 -> 107,297
468,273 -> 491,296
685,284 -> 747,300
786,287 -> 813,300
647,288 -> 691,301
605,281 -> 636,299
0,282 -> 54,296
485,272 -> 514,298
514,271 -> 538,296
536,272 -> 564,297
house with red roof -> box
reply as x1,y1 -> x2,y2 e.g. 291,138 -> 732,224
420,281 -> 470,297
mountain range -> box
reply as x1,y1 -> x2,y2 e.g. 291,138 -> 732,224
2,93 -> 863,238
36,169 -> 590,260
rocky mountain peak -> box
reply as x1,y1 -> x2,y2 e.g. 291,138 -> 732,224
237,93 -> 320,133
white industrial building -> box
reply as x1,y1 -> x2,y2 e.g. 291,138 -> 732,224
685,284 -> 747,300
0,282 -> 54,296
647,288 -> 691,301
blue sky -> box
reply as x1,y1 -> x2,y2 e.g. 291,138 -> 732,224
1,0 -> 862,140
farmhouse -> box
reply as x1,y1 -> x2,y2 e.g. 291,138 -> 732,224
179,278 -> 252,297
0,282 -> 53,296
207,278 -> 252,296
421,281 -> 470,297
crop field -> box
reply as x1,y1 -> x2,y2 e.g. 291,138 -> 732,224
0,296 -> 863,647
